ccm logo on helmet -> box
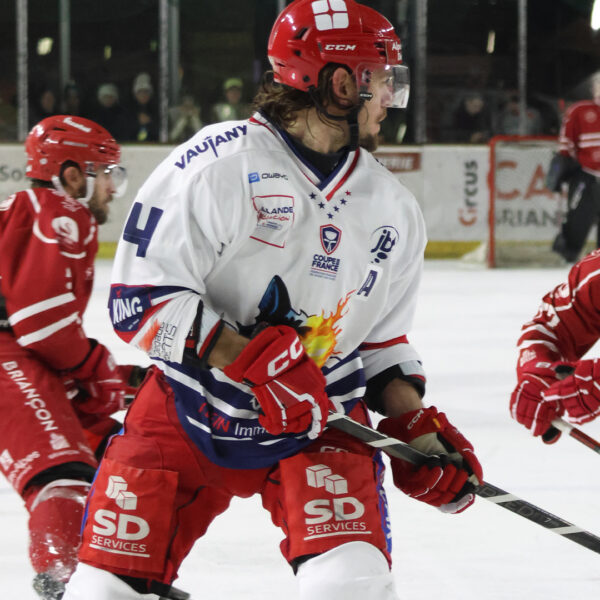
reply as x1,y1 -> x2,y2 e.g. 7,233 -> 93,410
324,44 -> 357,51
268,337 -> 303,377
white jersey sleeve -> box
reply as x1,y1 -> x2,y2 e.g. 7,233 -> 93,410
110,123 -> 254,363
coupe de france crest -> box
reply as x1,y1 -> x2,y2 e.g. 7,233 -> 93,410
320,225 -> 341,255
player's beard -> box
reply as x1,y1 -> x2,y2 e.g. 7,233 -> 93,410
88,196 -> 109,224
359,132 -> 379,152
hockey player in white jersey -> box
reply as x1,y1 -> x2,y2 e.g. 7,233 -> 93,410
65,1 -> 483,599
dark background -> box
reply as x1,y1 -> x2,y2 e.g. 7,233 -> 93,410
0,0 -> 598,142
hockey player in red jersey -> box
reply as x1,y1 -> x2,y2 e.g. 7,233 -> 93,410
0,115 -> 137,599
64,2 -> 483,599
550,73 -> 600,262
511,249 -> 600,439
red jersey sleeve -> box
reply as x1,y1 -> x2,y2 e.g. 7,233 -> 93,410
517,251 -> 600,371
0,188 -> 97,370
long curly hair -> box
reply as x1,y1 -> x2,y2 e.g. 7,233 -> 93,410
253,64 -> 352,130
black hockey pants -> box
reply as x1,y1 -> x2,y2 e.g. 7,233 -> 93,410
553,170 -> 600,262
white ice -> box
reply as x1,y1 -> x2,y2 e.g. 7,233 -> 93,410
2,259 -> 600,599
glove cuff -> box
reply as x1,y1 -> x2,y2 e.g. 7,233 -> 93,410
62,338 -> 98,379
377,406 -> 446,444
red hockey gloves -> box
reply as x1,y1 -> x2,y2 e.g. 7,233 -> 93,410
224,325 -> 331,439
510,360 -> 568,438
65,339 -> 127,418
377,407 -> 483,514
543,359 -> 600,425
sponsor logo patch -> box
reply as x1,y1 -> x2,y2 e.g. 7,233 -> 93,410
250,194 -> 295,248
89,475 -> 150,557
174,125 -> 248,169
303,464 -> 368,539
310,254 -> 341,280
248,171 -> 289,183
320,225 -> 341,255
370,226 -> 399,263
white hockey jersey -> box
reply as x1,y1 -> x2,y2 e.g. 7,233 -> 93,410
110,112 -> 427,468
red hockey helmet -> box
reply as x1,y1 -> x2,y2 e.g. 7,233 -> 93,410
25,115 -> 121,182
268,0 -> 409,108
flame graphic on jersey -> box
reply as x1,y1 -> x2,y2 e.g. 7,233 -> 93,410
299,292 -> 352,368
237,276 -> 353,368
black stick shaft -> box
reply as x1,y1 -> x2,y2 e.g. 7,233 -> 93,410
326,412 -> 600,555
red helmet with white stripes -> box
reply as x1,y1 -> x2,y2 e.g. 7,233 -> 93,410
268,0 -> 409,108
25,115 -> 121,182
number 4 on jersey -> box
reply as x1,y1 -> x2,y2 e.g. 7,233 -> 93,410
123,202 -> 163,257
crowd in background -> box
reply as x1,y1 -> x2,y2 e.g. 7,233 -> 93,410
0,73 -> 567,146
0,72 -> 253,144
438,87 -> 561,144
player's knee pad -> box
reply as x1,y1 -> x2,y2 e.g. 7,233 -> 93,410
296,541 -> 400,600
63,563 -> 161,600
24,478 -> 90,581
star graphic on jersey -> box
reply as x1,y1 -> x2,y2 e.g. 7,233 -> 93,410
319,202 -> 325,209
345,190 -> 351,196
327,212 -> 334,219
340,198 -> 347,205
310,193 -> 317,200
334,206 -> 339,212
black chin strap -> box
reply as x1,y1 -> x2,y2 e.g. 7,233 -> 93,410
307,87 -> 364,151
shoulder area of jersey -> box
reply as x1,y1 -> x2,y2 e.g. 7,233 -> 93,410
569,248 -> 600,280
9,187 -> 95,252
367,152 -> 416,194
36,186 -> 92,217
169,117 -> 257,174
565,99 -> 600,115
2,186 -> 88,217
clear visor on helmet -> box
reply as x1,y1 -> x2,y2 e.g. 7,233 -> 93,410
86,163 -> 128,197
355,63 -> 410,109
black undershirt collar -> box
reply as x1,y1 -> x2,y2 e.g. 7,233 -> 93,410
283,131 -> 349,178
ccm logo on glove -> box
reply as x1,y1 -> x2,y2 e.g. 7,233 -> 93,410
268,337 -> 303,378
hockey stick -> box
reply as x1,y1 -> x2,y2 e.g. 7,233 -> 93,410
122,392 -> 600,554
326,411 -> 600,555
544,418 -> 600,455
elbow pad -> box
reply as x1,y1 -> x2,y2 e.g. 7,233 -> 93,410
364,363 -> 425,415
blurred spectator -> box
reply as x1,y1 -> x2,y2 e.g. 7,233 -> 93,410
451,92 -> 492,143
210,77 -> 251,123
169,93 -> 203,143
496,92 -> 543,136
62,81 -> 83,116
30,88 -> 58,127
530,95 -> 561,135
90,83 -> 128,141
127,72 -> 158,142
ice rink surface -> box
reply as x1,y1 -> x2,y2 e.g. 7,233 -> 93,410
2,259 -> 600,599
